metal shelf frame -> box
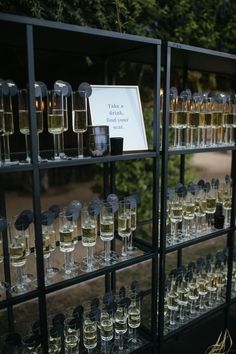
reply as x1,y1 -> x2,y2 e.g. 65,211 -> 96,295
158,40 -> 236,353
0,12 -> 161,354
0,13 -> 236,354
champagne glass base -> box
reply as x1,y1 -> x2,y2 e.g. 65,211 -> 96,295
80,263 -> 99,273
10,282 -> 32,294
3,160 -> 19,166
23,273 -> 35,284
127,337 -> 143,350
99,251 -> 119,266
127,245 -> 138,254
0,281 -> 9,294
111,340 -> 128,353
46,266 -> 59,278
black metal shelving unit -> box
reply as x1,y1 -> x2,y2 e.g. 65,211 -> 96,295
0,13 -> 161,354
158,41 -> 236,353
1,14 -> 236,354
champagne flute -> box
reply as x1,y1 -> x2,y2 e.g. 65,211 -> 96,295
100,202 -> 115,266
83,312 -> 97,353
81,206 -> 97,273
187,93 -> 201,148
176,278 -> 189,323
35,93 -> 44,161
59,95 -> 69,159
113,301 -> 128,352
206,186 -> 217,231
182,193 -> 195,240
8,221 -> 28,293
127,295 -> 141,348
2,92 -> 14,164
64,317 -> 80,353
48,325 -> 63,354
174,90 -> 189,149
169,86 -> 178,149
118,200 -> 131,259
194,190 -> 207,235
59,210 -> 75,276
18,89 -> 31,162
211,94 -> 223,146
100,306 -> 114,354
72,90 -> 88,158
169,197 -> 183,245
128,199 -> 137,254
47,90 -> 64,160
0,86 -> 4,166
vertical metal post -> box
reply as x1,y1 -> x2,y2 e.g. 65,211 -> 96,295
26,25 -> 48,353
179,154 -> 185,184
103,163 -> 110,198
158,42 -> 171,354
0,175 -> 14,331
110,161 -> 116,292
224,149 -> 236,328
150,44 -> 161,354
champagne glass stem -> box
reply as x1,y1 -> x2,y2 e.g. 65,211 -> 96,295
64,251 -> 72,275
53,134 -> 61,159
229,127 -> 233,144
209,291 -> 213,307
77,132 -> 83,157
132,328 -> 137,344
119,334 -> 124,350
87,246 -> 93,270
37,134 -> 41,161
2,134 -> 10,162
207,214 -> 212,230
121,236 -> 128,257
16,266 -> 25,291
224,208 -> 230,227
104,340 -> 109,354
104,241 -> 111,262
179,305 -> 184,321
128,231 -> 133,251
24,134 -> 30,162
169,309 -> 175,326
190,128 -> 194,146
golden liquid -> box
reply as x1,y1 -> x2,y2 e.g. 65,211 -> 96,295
100,221 -> 114,241
19,109 -> 29,134
167,292 -> 178,310
63,110 -> 68,131
60,229 -> 73,244
0,239 -> 3,263
223,113 -> 233,126
211,112 -> 222,127
183,203 -> 195,219
187,112 -> 199,127
199,113 -> 205,127
100,319 -> 113,341
233,114 -> 236,127
83,323 -> 97,349
197,279 -> 208,295
177,288 -> 188,305
118,215 -> 131,237
48,110 -> 64,134
4,112 -> 14,134
9,244 -> 26,266
170,206 -> 182,222
206,197 -> 216,213
72,110 -> 87,133
128,307 -> 141,328
0,111 -> 4,132
131,211 -> 136,230
82,225 -> 96,246
36,110 -> 44,133
204,113 -> 212,126
172,111 -> 187,127
188,283 -> 199,300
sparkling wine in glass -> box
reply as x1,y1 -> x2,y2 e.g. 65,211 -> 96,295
59,211 -> 75,276
47,90 -> 64,160
72,90 -> 88,158
118,201 -> 131,259
100,202 -> 114,266
81,207 -> 97,273
83,314 -> 97,353
8,221 -> 29,294
2,93 -> 14,164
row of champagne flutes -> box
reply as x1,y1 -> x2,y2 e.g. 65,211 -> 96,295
0,194 -> 138,295
160,88 -> 236,149
166,176 -> 232,246
0,80 -> 91,165
162,250 -> 228,333
0,283 -> 143,354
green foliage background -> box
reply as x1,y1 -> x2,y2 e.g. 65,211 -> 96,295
0,0 -> 235,219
